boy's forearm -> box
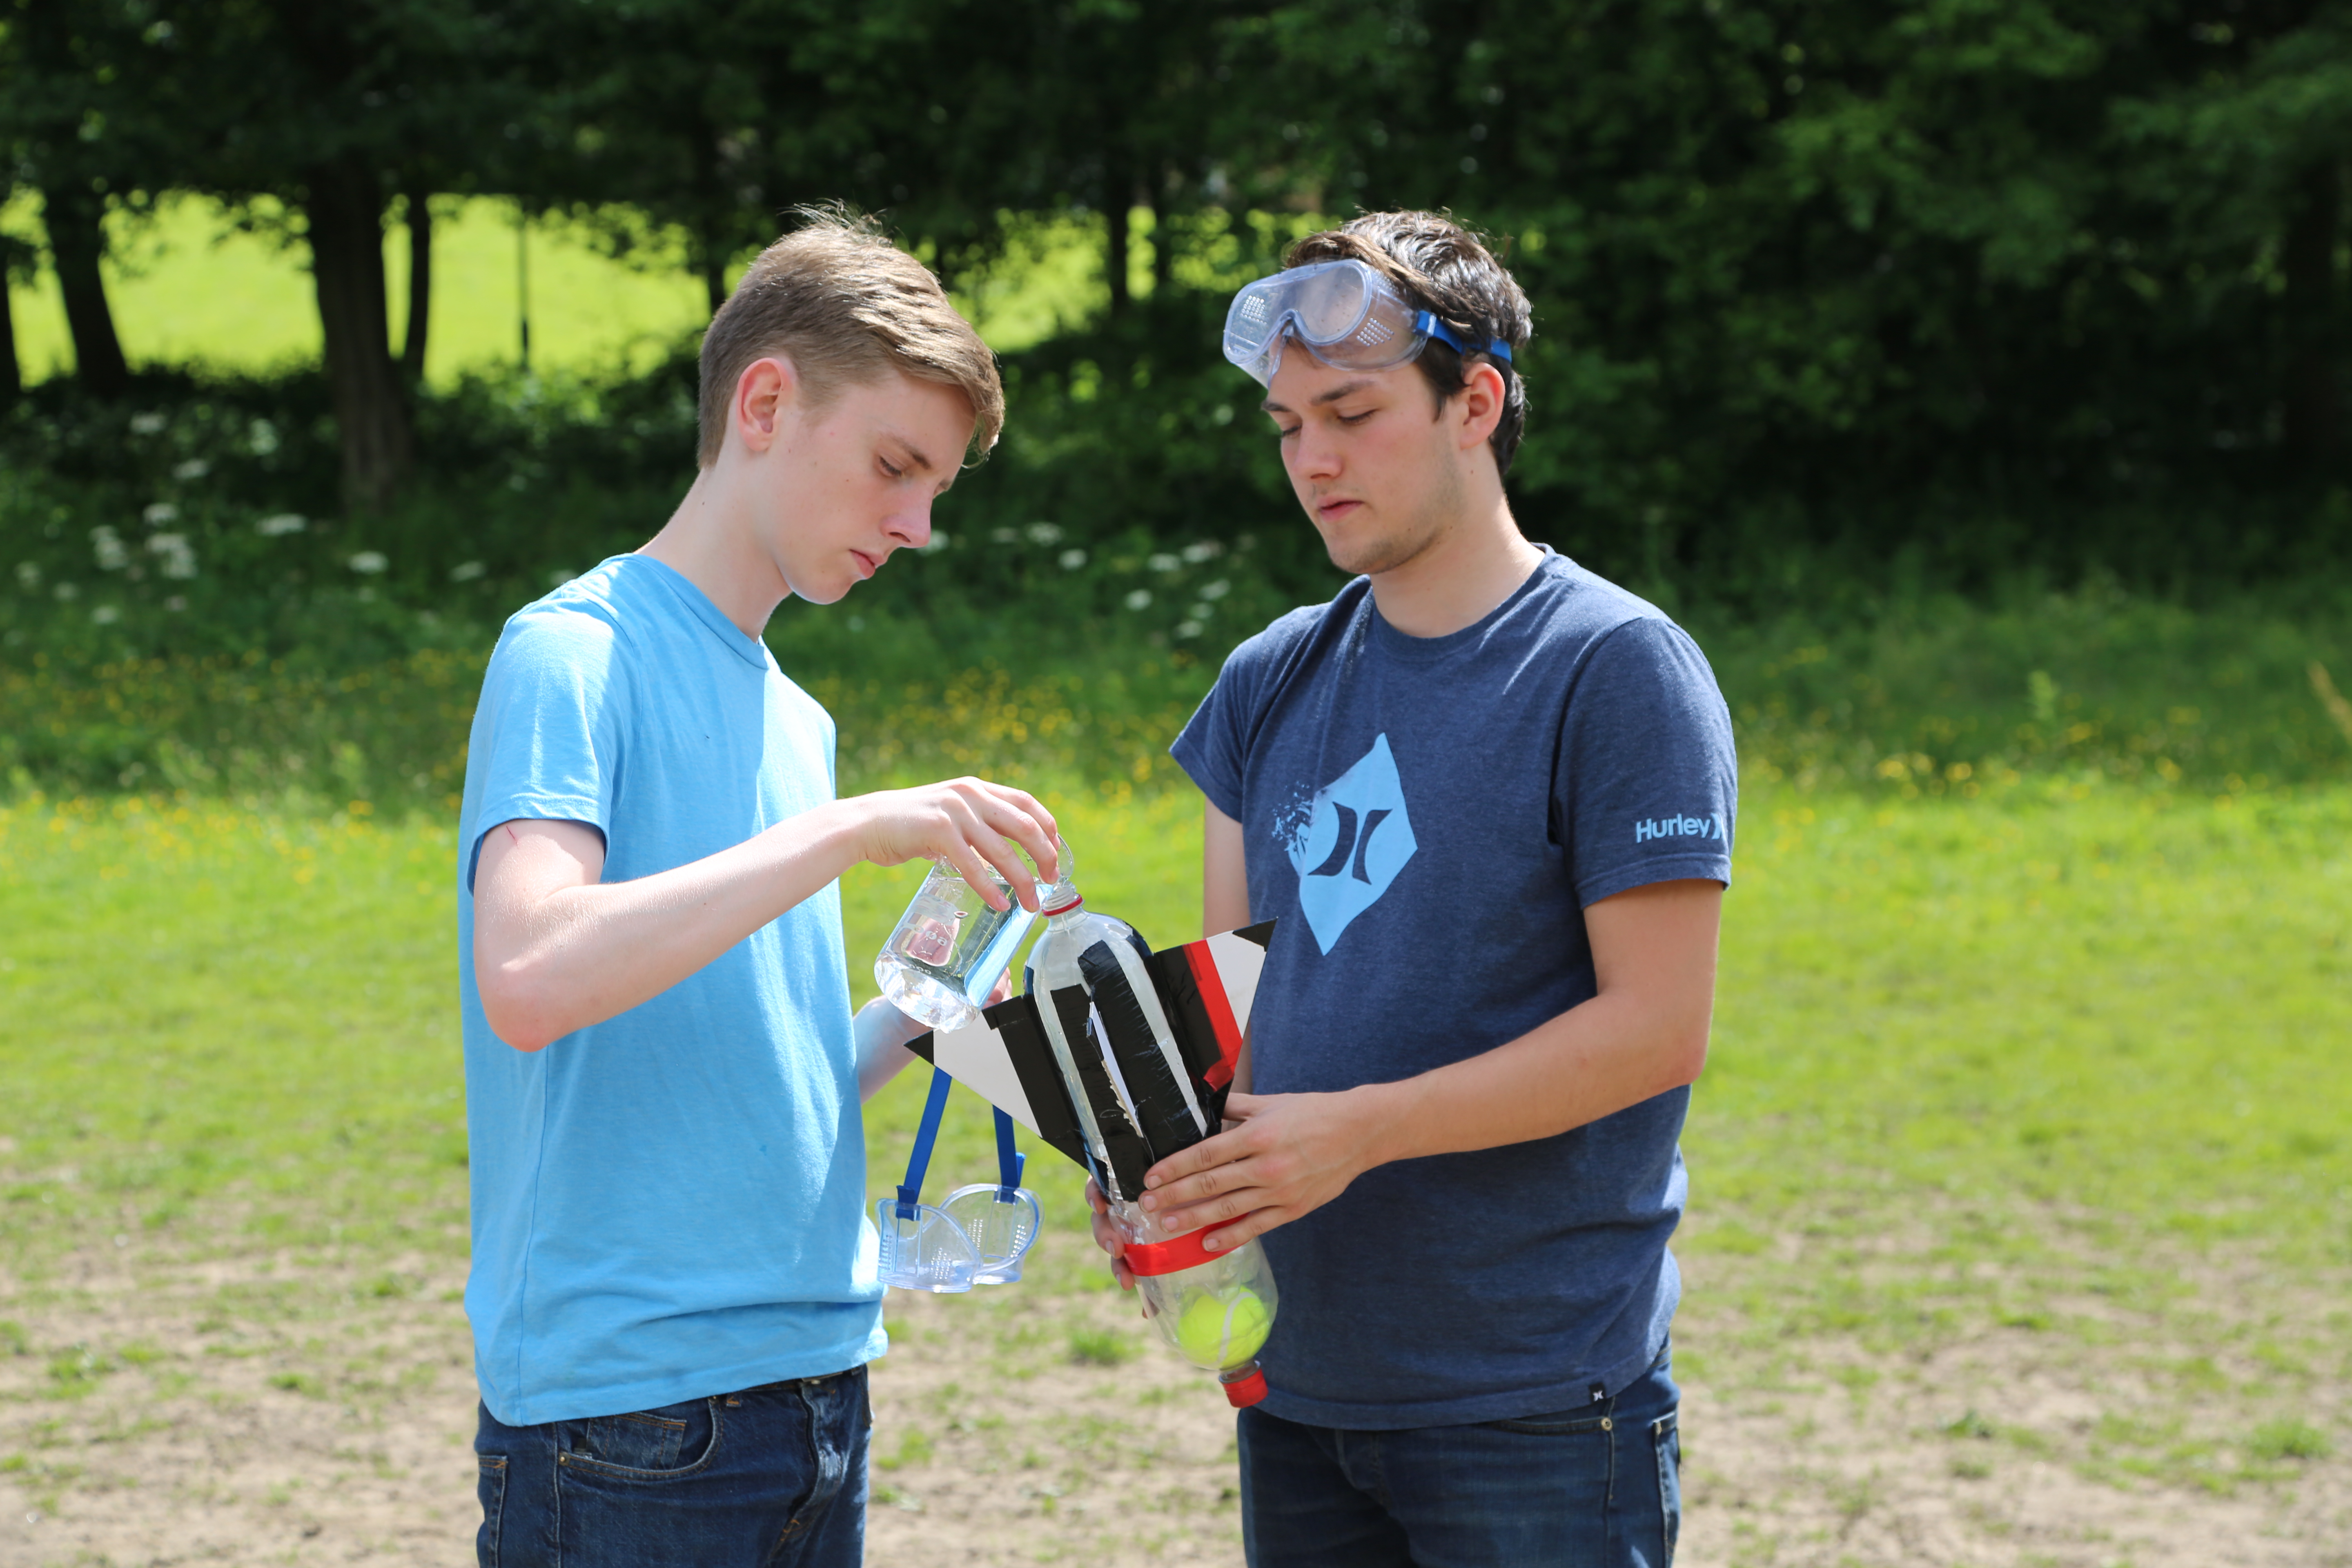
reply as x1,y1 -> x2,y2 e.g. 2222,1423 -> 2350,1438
1353,986 -> 1711,1166
477,802 -> 869,1051
854,997 -> 924,1101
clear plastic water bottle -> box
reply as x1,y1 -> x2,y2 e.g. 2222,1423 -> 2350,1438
1024,869 -> 1279,1407
875,840 -> 1058,1031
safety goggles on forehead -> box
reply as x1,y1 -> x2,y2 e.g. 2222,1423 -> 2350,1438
1222,258 -> 1514,387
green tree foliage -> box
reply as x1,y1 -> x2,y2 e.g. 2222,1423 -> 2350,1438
1,0 -> 2346,584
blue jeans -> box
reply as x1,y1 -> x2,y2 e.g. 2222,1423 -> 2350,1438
474,1366 -> 871,1568
1238,1347 -> 1681,1567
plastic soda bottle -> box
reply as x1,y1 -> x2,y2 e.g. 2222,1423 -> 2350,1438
1023,860 -> 1279,1406
874,837 -> 1065,1031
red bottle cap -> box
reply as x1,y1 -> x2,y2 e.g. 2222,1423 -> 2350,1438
1221,1364 -> 1269,1408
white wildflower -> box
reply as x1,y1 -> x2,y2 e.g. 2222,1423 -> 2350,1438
256,513 -> 307,537
1025,522 -> 1064,546
91,527 -> 129,571
143,502 -> 179,526
147,533 -> 197,579
1058,548 -> 1088,570
348,551 -> 388,575
449,561 -> 487,583
1147,552 -> 1180,573
1124,588 -> 1152,611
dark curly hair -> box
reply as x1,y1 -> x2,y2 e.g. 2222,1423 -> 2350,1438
1284,212 -> 1533,479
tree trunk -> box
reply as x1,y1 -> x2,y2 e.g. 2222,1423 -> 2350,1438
702,249 -> 727,316
1105,171 -> 1131,318
0,269 -> 20,404
2282,160 -> 2343,473
42,185 -> 129,398
1149,176 -> 1174,297
401,186 -> 432,380
305,156 -> 414,512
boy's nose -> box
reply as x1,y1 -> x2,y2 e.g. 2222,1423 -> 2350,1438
891,502 -> 933,550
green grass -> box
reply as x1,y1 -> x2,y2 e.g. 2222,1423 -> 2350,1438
1,714 -> 2346,1510
4,776 -> 2347,1293
0,781 -> 1204,1271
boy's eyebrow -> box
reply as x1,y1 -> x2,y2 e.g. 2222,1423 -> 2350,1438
1260,377 -> 1378,414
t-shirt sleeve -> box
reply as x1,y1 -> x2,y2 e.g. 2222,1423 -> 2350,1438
1556,617 -> 1737,907
1170,630 -> 1275,822
463,608 -> 628,893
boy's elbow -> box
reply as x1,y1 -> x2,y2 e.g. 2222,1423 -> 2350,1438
1669,1025 -> 1710,1089
478,966 -> 561,1053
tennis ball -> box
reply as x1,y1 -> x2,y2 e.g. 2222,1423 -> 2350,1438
1174,1287 -> 1272,1370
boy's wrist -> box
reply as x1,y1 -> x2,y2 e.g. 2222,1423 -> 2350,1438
1343,1079 -> 1419,1170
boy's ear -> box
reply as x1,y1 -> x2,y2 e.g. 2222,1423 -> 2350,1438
1452,360 -> 1507,454
733,355 -> 802,455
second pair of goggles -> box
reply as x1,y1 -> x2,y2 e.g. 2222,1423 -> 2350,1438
1222,258 -> 1514,386
875,1065 -> 1042,1294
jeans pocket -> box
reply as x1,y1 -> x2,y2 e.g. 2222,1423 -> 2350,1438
1652,1412 -> 1682,1565
475,1455 -> 508,1568
570,1398 -> 719,1480
1488,1407 -> 1615,1437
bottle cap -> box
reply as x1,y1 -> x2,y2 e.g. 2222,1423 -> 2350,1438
1036,836 -> 1081,915
1220,1363 -> 1269,1408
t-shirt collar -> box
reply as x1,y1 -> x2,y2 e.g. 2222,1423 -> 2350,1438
622,553 -> 775,671
1366,545 -> 1563,662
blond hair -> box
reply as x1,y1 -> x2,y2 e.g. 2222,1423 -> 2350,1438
697,207 -> 1002,467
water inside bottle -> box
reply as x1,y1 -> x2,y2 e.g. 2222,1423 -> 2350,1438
877,895 -> 1035,1029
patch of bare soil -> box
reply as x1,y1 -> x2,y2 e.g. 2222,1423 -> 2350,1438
1,1227 -> 2343,1567
1672,1243 -> 2352,1568
0,1230 -> 1244,1568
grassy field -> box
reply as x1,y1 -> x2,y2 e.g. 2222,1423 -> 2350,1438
1,776 -> 2345,1479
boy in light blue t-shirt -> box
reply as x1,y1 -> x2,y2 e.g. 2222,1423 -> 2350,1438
457,213 -> 1060,1568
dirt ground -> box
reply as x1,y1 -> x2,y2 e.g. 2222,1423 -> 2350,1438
1,1227 -> 2344,1567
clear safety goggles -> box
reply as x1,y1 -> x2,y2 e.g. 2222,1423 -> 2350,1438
875,1066 -> 1042,1294
1221,258 -> 1514,387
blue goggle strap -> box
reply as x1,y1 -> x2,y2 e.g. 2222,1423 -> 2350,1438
993,1107 -> 1025,1199
1417,311 -> 1513,364
895,1064 -> 957,1219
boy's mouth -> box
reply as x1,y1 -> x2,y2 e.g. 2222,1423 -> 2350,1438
1315,497 -> 1364,525
850,549 -> 880,580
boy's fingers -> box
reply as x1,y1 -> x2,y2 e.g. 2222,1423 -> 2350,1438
973,794 -> 1059,893
937,838 -> 1009,911
1143,1127 -> 1243,1190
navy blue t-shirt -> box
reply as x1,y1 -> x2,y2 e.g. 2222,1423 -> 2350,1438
1170,549 -> 1736,1429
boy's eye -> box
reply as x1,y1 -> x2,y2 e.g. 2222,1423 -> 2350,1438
1338,408 -> 1374,426
879,456 -> 904,479
1274,422 -> 1301,440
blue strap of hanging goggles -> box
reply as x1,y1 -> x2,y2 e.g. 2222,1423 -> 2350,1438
895,1064 -> 1026,1217
1416,312 -> 1512,363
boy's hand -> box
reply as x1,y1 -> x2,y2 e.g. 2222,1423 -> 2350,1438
1133,1089 -> 1390,1251
844,777 -> 1059,911
1084,1179 -> 1139,1292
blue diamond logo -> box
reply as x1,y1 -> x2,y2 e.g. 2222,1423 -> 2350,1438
1286,734 -> 1417,955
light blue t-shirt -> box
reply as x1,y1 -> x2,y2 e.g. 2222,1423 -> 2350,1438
456,553 -> 883,1428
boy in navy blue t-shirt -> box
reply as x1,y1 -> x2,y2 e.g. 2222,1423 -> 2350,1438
1095,213 -> 1735,1565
